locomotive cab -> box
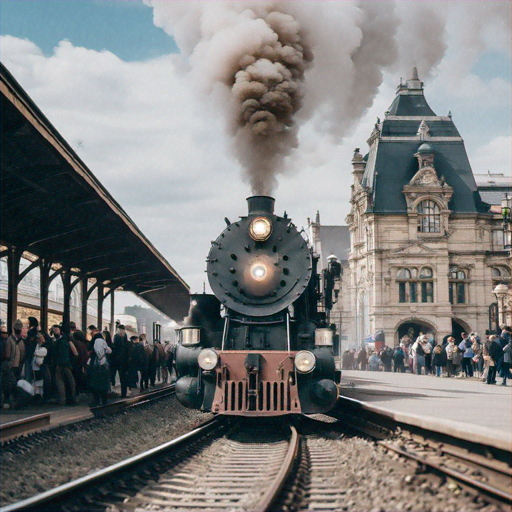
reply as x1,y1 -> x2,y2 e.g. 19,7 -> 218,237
174,196 -> 339,416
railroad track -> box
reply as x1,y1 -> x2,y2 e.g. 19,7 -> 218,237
333,396 -> 512,508
0,385 -> 175,445
2,417 -> 301,512
90,383 -> 175,416
0,413 -> 51,443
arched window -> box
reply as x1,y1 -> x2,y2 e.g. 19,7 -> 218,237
397,267 -> 434,303
449,267 -> 468,304
397,268 -> 411,280
492,266 -> 511,285
417,200 -> 440,233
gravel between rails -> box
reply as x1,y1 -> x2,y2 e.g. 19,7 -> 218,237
301,432 -> 506,512
0,396 -> 213,507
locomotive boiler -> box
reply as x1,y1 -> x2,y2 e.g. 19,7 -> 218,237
174,196 -> 339,416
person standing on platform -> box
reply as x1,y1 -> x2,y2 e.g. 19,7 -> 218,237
485,335 -> 502,385
458,333 -> 474,378
432,344 -> 447,377
392,345 -> 405,373
423,337 -> 433,375
341,350 -> 351,370
10,319 -> 26,383
89,331 -> 112,406
117,327 -> 131,398
33,332 -> 52,401
368,351 -> 382,371
52,325 -> 78,405
502,338 -> 511,386
1,325 -> 16,408
132,335 -> 148,391
357,347 -> 368,371
379,346 -> 393,372
445,337 -> 456,377
412,336 -> 425,375
110,325 -> 126,387
71,330 -> 89,396
31,333 -> 48,399
24,317 -> 39,382
146,338 -> 158,387
498,327 -> 511,380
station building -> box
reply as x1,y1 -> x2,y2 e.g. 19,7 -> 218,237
313,69 -> 511,348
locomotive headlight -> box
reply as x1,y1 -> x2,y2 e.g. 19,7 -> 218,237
250,262 -> 268,281
294,350 -> 316,373
249,216 -> 272,241
198,349 -> 219,371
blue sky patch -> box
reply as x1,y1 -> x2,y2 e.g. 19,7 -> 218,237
0,0 -> 179,61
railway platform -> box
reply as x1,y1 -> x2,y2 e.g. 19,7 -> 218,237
0,381 -> 172,437
339,370 -> 512,449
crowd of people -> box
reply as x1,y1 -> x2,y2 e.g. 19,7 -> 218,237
341,326 -> 512,385
1,318 -> 176,409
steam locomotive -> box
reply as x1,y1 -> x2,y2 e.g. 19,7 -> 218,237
174,196 -> 339,416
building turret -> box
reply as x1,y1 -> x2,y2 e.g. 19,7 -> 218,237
351,148 -> 366,183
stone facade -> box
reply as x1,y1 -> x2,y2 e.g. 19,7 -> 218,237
336,71 -> 511,347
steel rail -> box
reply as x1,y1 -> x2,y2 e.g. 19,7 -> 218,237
334,395 -> 512,506
90,383 -> 175,416
257,423 -> 300,512
1,416 -> 219,512
0,413 -> 51,442
380,441 -> 512,504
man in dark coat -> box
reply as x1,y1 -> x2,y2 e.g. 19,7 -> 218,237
487,335 -> 503,385
52,325 -> 78,405
393,346 -> 405,373
380,346 -> 393,372
357,347 -> 368,371
112,325 -> 130,397
131,336 -> 148,391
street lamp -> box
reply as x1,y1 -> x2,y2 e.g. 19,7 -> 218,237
502,192 -> 511,250
493,283 -> 509,327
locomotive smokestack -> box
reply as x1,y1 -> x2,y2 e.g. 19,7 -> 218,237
247,196 -> 275,216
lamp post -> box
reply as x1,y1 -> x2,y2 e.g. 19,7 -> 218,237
502,192 -> 511,251
493,283 -> 509,328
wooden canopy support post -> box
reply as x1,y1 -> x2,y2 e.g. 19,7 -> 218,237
61,270 -> 71,335
110,290 -> 115,336
81,278 -> 88,332
97,282 -> 104,332
6,246 -> 23,333
39,259 -> 52,334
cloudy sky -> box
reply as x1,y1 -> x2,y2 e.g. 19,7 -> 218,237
1,0 -> 511,314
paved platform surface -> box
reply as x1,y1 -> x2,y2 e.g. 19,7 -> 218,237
0,382 -> 169,429
340,370 -> 512,447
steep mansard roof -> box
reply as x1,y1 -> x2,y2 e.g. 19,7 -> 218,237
361,70 -> 487,214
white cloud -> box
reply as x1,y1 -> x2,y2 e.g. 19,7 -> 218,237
1,1 -> 510,301
468,136 -> 512,175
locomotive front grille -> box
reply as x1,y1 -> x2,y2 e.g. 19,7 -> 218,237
212,351 -> 301,416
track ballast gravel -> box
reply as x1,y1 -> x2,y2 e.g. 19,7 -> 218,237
0,396 -> 212,506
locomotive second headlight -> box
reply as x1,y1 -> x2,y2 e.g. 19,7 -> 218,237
250,262 -> 268,281
294,351 -> 316,373
249,216 -> 272,241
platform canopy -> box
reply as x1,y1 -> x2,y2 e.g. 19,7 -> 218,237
1,63 -> 190,322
